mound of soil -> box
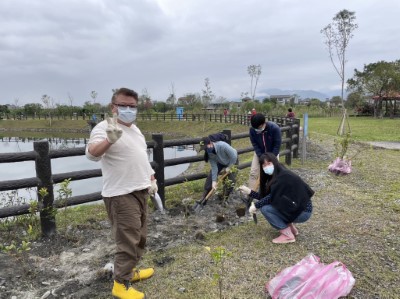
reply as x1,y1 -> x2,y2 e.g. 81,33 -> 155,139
0,139 -> 331,299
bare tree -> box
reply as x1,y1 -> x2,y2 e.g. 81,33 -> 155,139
215,96 -> 227,104
321,9 -> 358,135
202,77 -> 215,107
247,65 -> 262,101
14,98 -> 19,108
42,94 -> 50,109
42,94 -> 53,126
67,92 -> 74,107
167,82 -> 176,106
90,90 -> 98,104
140,88 -> 152,111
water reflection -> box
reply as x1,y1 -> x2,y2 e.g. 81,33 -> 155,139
0,136 -> 88,151
0,137 -> 197,206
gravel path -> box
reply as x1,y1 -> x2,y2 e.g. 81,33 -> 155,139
366,141 -> 400,150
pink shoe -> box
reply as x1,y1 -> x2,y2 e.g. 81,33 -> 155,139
272,227 -> 296,244
288,223 -> 299,236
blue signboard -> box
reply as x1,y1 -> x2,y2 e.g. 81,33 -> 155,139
303,113 -> 308,138
176,107 -> 184,120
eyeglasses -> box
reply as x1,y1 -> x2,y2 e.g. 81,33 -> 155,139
114,103 -> 137,109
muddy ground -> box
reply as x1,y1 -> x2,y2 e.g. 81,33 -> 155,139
0,193 -> 261,299
0,139 -> 397,298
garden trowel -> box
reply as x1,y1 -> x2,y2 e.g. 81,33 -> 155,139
150,192 -> 164,213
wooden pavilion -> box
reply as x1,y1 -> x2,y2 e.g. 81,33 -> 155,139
372,94 -> 400,118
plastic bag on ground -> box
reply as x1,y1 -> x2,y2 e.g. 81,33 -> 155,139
266,254 -> 355,299
328,157 -> 352,175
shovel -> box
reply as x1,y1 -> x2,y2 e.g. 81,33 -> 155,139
150,192 -> 164,213
192,172 -> 229,212
239,193 -> 258,224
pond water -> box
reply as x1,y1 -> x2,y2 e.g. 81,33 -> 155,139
0,136 -> 197,206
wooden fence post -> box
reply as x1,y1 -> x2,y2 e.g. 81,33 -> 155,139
285,124 -> 293,166
293,119 -> 300,158
34,141 -> 56,237
152,134 -> 165,207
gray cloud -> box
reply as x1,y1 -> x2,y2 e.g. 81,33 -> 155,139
0,0 -> 399,105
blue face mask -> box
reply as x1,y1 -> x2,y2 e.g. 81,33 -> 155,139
263,165 -> 274,175
206,147 -> 215,154
118,107 -> 137,123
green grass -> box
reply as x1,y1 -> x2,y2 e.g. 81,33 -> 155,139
0,118 -> 90,130
140,139 -> 400,298
2,115 -> 398,142
1,116 -> 399,297
307,117 -> 400,141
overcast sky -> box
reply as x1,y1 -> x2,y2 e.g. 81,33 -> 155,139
1,0 -> 399,106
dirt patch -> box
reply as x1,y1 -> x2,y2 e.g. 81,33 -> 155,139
0,193 -> 260,298
0,139 -> 329,299
0,138 -> 398,298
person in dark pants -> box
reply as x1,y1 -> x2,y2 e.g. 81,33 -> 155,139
200,136 -> 238,202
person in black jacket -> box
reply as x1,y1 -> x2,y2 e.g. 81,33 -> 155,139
239,152 -> 314,244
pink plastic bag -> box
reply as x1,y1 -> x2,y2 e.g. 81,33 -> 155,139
266,254 -> 355,299
328,157 -> 352,175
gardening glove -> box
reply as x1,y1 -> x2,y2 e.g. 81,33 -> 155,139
249,202 -> 257,214
238,185 -> 251,196
106,113 -> 123,144
149,179 -> 158,195
212,181 -> 217,190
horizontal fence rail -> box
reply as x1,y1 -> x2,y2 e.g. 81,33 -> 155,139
0,115 -> 300,236
1,112 -> 297,124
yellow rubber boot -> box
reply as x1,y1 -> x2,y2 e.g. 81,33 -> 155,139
131,268 -> 154,282
112,280 -> 145,299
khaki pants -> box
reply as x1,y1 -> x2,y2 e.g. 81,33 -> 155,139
248,153 -> 261,190
103,189 -> 148,282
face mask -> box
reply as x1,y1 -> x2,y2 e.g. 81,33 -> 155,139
263,165 -> 274,175
206,147 -> 215,154
254,124 -> 265,134
117,107 -> 137,123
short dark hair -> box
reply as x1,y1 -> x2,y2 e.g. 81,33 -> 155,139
288,108 -> 292,112
111,88 -> 139,103
201,137 -> 211,146
250,113 -> 266,129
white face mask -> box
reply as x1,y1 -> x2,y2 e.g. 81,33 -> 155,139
117,107 -> 137,123
263,165 -> 274,175
254,124 -> 266,134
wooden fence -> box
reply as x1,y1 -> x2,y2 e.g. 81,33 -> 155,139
2,112 -> 294,124
0,116 -> 300,236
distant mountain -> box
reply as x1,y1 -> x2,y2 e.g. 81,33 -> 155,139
228,88 -> 344,102
259,88 -> 332,101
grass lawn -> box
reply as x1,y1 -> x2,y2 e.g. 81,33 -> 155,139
1,117 -> 399,298
307,116 -> 400,142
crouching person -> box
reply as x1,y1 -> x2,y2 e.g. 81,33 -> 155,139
239,152 -> 314,244
200,135 -> 238,203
